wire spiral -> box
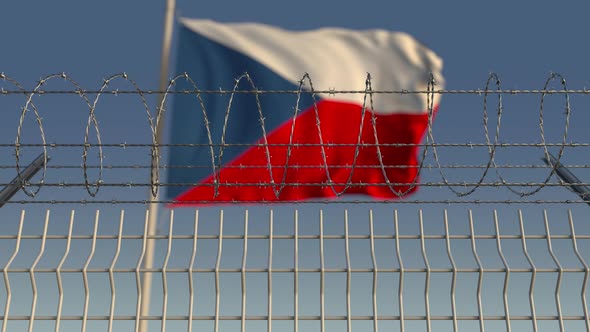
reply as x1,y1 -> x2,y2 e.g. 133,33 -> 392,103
0,71 -> 586,203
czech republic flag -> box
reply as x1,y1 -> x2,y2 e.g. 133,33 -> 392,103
167,19 -> 444,204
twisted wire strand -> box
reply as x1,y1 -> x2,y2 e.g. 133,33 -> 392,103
8,72 -> 160,198
22,73 -> 101,197
165,73 -> 216,196
226,73 -> 275,198
310,73 -> 369,197
0,181 -> 587,188
91,73 -> 157,197
4,163 -> 589,170
499,73 -> 570,196
4,88 -> 590,95
4,74 -> 47,198
1,72 -> 588,202
3,142 -> 587,147
429,73 -> 500,197
372,73 -> 425,198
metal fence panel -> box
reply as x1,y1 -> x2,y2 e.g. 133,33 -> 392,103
0,208 -> 589,331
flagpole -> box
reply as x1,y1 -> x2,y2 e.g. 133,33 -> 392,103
141,0 -> 176,330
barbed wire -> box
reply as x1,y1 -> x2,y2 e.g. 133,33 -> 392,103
1,71 -> 588,203
3,163 -> 590,169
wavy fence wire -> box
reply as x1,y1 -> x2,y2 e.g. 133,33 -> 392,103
1,72 -> 590,331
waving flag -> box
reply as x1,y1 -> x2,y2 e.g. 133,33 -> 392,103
167,19 -> 444,204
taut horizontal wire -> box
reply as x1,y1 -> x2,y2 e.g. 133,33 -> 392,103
2,143 -> 589,147
0,314 -> 586,321
0,234 -> 587,240
3,182 -> 589,187
2,89 -> 590,94
3,164 -> 590,169
0,267 -> 587,274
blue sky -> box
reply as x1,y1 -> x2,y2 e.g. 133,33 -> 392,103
2,1 -> 590,331
5,0 -> 590,86
2,0 -> 590,204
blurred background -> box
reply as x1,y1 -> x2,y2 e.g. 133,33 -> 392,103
1,1 -> 590,331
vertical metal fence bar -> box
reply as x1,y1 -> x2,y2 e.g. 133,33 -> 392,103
494,210 -> 511,332
543,210 -> 564,332
135,210 -> 149,332
569,210 -> 590,332
214,211 -> 223,332
419,210 -> 431,332
443,210 -> 458,332
28,210 -> 50,332
394,210 -> 405,332
268,210 -> 273,332
1,210 -> 24,332
141,208 -> 158,332
519,210 -> 538,332
82,211 -> 99,332
161,211 -> 174,332
468,210 -> 485,332
319,210 -> 325,332
2,205 -> 588,329
241,210 -> 248,332
55,210 -> 74,332
344,210 -> 352,332
369,210 -> 378,332
293,210 -> 299,332
108,211 -> 124,332
188,210 -> 198,332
